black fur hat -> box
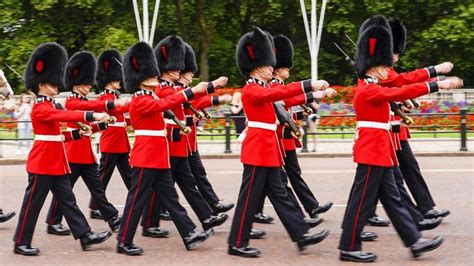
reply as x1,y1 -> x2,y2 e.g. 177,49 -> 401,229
359,15 -> 390,34
96,49 -> 123,91
65,51 -> 97,91
24,42 -> 68,95
355,24 -> 393,78
123,42 -> 160,93
388,18 -> 407,55
183,43 -> 198,73
273,34 -> 294,69
154,35 -> 186,73
236,27 -> 276,78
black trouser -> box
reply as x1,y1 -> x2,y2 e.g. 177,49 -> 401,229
14,174 -> 91,246
256,167 -> 305,215
47,163 -> 118,225
90,152 -> 132,210
118,167 -> 196,245
188,151 -> 220,208
228,165 -> 309,248
397,141 -> 435,213
141,156 -> 213,229
368,166 -> 424,223
257,150 -> 319,215
339,164 -> 421,251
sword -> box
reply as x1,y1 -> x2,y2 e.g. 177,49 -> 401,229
4,63 -> 23,79
344,33 -> 357,47
333,42 -> 355,66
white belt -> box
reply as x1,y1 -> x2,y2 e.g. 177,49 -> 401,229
134,130 -> 167,137
108,122 -> 127,127
247,121 -> 277,131
34,134 -> 64,142
164,119 -> 186,125
356,121 -> 391,131
67,127 -> 91,137
390,121 -> 401,125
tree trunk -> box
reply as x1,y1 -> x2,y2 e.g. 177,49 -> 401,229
196,0 -> 211,81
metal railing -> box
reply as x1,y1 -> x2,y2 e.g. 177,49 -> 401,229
0,109 -> 472,157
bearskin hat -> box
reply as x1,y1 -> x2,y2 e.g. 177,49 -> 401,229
183,43 -> 198,74
154,35 -> 186,73
388,18 -> 407,55
64,51 -> 97,91
273,34 -> 294,69
236,27 -> 276,78
359,15 -> 390,34
355,23 -> 393,78
96,49 -> 123,91
24,42 -> 68,94
123,42 -> 161,93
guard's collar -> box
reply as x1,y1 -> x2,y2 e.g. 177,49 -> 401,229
364,76 -> 379,84
159,79 -> 174,87
36,95 -> 55,103
246,77 -> 267,87
271,78 -> 284,85
69,91 -> 87,100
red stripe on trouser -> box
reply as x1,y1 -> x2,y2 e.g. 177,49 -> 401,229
236,166 -> 256,248
120,168 -> 144,243
349,166 -> 371,251
49,201 -> 59,225
16,175 -> 38,245
99,153 -> 109,181
145,191 -> 156,228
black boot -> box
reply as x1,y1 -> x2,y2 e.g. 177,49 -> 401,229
212,202 -> 235,215
202,213 -> 228,230
184,231 -> 207,251
424,209 -> 450,219
367,215 -> 390,227
410,236 -> 444,258
0,211 -> 16,223
340,250 -> 377,262
253,213 -> 274,224
310,202 -> 333,217
80,231 -> 112,251
360,231 -> 378,241
249,228 -> 266,239
228,246 -> 261,258
47,224 -> 71,236
108,215 -> 121,233
117,243 -> 143,256
417,217 -> 442,231
142,227 -> 169,238
14,245 -> 40,256
159,210 -> 172,221
296,229 -> 330,251
90,210 -> 103,220
304,216 -> 324,228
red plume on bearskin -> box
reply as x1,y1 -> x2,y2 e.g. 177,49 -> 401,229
24,42 -> 68,94
154,35 -> 186,73
236,27 -> 276,78
123,42 -> 160,93
96,49 -> 123,91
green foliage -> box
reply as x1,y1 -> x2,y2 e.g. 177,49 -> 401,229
0,0 -> 472,93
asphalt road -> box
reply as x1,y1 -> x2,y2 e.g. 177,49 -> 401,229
0,156 -> 472,265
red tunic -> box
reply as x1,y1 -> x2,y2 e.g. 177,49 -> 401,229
27,96 -> 94,175
97,89 -> 131,153
63,92 -> 112,164
353,77 -> 438,167
185,94 -> 219,152
381,67 -> 434,141
269,78 -> 314,152
155,80 -> 214,157
129,88 -> 194,169
241,78 -> 312,167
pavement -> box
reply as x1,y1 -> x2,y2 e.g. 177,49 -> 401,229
0,156 -> 473,265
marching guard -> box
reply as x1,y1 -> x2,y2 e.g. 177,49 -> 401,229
117,41 -> 212,255
227,27 -> 330,258
255,34 -> 336,226
338,16 -> 462,262
45,51 -> 126,235
89,49 -> 133,220
13,42 -> 113,256
140,36 -> 228,237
